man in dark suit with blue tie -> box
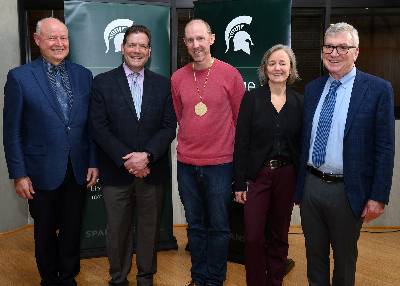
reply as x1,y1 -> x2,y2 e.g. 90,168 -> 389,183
90,25 -> 176,286
295,22 -> 395,286
3,18 -> 98,286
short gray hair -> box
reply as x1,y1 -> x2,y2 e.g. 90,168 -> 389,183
258,44 -> 300,85
325,22 -> 359,47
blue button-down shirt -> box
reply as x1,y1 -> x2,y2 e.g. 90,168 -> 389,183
308,66 -> 356,174
123,63 -> 144,97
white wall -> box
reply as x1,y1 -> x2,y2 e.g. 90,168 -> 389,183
171,139 -> 187,224
370,121 -> 400,226
0,0 -> 29,232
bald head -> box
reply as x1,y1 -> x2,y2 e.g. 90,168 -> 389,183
185,19 -> 212,35
36,17 -> 67,35
34,17 -> 69,65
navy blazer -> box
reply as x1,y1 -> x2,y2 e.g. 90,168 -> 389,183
294,69 -> 395,217
90,66 -> 177,186
3,58 -> 96,190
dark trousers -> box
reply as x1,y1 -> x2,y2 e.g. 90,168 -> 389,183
102,179 -> 164,286
28,161 -> 85,286
244,164 -> 295,286
300,173 -> 362,286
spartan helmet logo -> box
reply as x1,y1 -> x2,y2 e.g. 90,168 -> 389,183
225,16 -> 254,55
104,19 -> 134,53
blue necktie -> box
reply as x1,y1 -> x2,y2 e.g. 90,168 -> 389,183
53,66 -> 72,122
129,73 -> 142,119
312,80 -> 342,168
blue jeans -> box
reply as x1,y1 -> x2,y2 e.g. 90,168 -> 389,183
177,162 -> 233,286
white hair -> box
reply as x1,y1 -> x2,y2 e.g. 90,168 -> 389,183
325,22 -> 359,47
35,17 -> 64,34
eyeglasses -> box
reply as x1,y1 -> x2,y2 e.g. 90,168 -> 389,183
322,45 -> 357,55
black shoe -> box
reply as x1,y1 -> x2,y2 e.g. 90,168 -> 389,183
109,280 -> 129,286
285,258 -> 295,275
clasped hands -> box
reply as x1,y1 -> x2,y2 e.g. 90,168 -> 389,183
122,152 -> 150,178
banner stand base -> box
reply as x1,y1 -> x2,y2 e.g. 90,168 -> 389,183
80,247 -> 106,259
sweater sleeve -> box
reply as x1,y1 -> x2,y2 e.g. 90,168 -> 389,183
171,75 -> 183,123
228,69 -> 245,124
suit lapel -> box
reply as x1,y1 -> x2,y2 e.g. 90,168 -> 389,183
344,69 -> 368,137
140,69 -> 153,121
116,65 -> 139,121
66,61 -> 80,124
306,76 -> 328,140
31,58 -> 65,123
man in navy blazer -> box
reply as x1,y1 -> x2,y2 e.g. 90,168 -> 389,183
90,25 -> 176,286
294,22 -> 395,286
3,18 -> 98,286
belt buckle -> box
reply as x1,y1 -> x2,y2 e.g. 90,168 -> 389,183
269,159 -> 280,170
321,172 -> 334,183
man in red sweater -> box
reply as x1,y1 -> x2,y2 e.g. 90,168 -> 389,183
171,19 -> 245,286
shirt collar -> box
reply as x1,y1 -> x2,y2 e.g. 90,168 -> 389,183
43,57 -> 66,74
123,63 -> 144,79
328,66 -> 356,89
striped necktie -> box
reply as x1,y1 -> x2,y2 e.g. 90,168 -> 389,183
312,80 -> 342,168
129,73 -> 142,119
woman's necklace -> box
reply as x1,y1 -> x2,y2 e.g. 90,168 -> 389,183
193,58 -> 215,117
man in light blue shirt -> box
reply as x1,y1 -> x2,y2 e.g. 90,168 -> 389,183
308,66 -> 355,174
90,25 -> 176,286
295,22 -> 395,286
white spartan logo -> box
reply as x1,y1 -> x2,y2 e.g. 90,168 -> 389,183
225,16 -> 254,55
104,19 -> 134,53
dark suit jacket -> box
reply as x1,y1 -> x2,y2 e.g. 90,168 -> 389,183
3,58 -> 96,190
295,69 -> 395,217
90,66 -> 176,186
234,85 -> 303,192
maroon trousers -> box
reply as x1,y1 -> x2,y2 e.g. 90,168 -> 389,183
244,164 -> 295,286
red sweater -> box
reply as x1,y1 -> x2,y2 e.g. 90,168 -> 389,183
171,59 -> 245,166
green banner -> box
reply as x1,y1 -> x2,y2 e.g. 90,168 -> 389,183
195,0 -> 291,91
65,0 -> 170,77
195,0 -> 291,263
64,0 -> 176,257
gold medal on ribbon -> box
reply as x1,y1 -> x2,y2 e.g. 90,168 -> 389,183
192,58 -> 214,118
194,101 -> 208,116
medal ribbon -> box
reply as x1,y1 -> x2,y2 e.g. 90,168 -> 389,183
193,58 -> 214,105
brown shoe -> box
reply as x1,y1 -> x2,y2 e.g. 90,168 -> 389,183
186,281 -> 197,286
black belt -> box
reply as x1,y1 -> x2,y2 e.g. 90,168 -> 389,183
307,165 -> 343,183
265,158 -> 292,170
